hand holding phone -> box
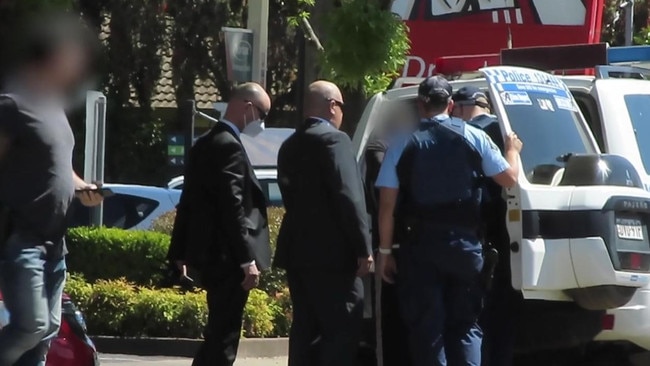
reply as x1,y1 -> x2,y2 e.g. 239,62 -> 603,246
75,185 -> 110,207
75,187 -> 114,197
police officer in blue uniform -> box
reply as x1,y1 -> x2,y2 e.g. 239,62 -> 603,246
376,76 -> 523,366
452,86 -> 524,366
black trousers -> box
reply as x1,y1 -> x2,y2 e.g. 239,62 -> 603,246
287,270 -> 364,366
380,279 -> 412,366
192,270 -> 248,366
479,232 -> 524,366
378,248 -> 411,366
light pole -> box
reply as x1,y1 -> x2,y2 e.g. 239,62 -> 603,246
248,0 -> 269,88
621,0 -> 635,46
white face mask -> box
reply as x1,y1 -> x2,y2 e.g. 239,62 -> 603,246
242,119 -> 265,137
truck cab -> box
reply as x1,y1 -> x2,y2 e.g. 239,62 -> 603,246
353,64 -> 650,361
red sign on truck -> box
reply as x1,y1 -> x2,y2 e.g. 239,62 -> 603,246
393,0 -> 605,77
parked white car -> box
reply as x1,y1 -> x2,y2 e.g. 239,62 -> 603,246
68,183 -> 181,230
167,167 -> 282,207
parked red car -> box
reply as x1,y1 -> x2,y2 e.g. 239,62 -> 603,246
0,292 -> 99,366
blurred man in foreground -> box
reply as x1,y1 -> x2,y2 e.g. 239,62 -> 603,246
0,13 -> 103,366
276,80 -> 373,366
168,82 -> 272,366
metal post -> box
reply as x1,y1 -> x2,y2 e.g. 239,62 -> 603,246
90,97 -> 107,226
84,91 -> 107,227
183,100 -> 196,160
624,0 -> 634,46
248,0 -> 269,88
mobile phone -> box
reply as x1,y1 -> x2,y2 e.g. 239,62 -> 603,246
75,187 -> 114,198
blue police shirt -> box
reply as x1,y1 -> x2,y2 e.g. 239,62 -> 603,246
375,114 -> 510,189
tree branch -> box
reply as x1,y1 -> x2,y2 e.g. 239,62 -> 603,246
300,17 -> 324,52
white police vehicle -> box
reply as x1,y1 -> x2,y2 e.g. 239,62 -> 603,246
354,59 -> 650,364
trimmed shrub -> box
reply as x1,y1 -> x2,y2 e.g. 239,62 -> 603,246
149,209 -> 176,235
66,227 -> 169,285
65,276 -> 288,338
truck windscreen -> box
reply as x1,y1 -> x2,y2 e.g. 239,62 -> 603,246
502,91 -> 595,182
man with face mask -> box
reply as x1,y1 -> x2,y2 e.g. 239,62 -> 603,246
0,13 -> 103,366
167,82 -> 273,366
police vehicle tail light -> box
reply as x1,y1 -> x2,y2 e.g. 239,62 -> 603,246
602,314 -> 615,331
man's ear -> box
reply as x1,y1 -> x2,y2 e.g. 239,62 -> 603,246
447,99 -> 455,115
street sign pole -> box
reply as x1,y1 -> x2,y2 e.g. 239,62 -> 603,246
84,91 -> 107,227
248,0 -> 269,88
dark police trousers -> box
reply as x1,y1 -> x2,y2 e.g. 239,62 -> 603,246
479,233 -> 523,366
398,226 -> 484,366
378,248 -> 412,366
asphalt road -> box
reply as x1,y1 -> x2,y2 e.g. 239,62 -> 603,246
99,354 -> 288,366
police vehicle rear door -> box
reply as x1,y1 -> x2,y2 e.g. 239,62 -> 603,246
589,66 -> 650,191
481,66 -> 601,297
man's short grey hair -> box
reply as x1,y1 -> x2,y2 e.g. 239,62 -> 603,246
232,82 -> 263,101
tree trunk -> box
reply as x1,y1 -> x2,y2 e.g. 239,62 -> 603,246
341,86 -> 368,138
301,0 -> 332,99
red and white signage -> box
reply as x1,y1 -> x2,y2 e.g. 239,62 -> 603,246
394,0 -> 605,77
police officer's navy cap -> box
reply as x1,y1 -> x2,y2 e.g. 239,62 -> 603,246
452,86 -> 489,108
418,76 -> 453,104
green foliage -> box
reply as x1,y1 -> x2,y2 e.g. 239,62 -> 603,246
65,277 -> 290,338
66,227 -> 170,285
634,27 -> 650,45
601,0 -> 649,46
287,0 -> 315,27
271,287 -> 293,337
260,207 -> 287,296
149,209 -> 177,235
320,0 -> 410,96
243,289 -> 279,337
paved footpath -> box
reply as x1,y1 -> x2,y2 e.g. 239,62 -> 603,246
99,354 -> 287,366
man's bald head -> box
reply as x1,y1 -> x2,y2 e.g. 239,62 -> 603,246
223,82 -> 271,130
305,80 -> 344,129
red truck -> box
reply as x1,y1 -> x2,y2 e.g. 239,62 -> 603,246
393,0 -> 605,78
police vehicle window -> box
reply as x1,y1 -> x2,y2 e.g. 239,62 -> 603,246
623,94 -> 650,174
501,91 -> 594,183
572,92 -> 605,151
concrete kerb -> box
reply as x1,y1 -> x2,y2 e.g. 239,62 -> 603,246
91,336 -> 289,358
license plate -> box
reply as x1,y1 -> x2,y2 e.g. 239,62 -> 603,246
617,219 -> 644,241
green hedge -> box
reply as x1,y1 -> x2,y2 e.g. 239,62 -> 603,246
65,208 -> 292,338
66,274 -> 292,338
66,227 -> 169,285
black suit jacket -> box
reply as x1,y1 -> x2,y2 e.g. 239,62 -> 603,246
275,118 -> 371,273
167,123 -> 272,282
